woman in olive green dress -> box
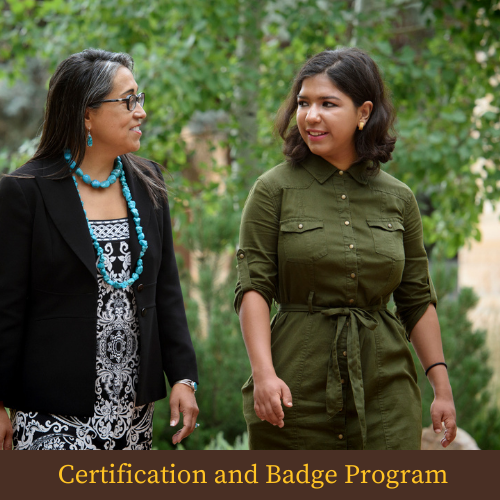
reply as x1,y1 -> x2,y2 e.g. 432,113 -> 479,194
234,48 -> 457,450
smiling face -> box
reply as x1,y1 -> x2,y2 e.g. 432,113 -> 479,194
296,73 -> 371,169
85,66 -> 146,158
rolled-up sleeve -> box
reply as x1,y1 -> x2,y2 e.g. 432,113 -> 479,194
393,191 -> 437,339
234,178 -> 279,314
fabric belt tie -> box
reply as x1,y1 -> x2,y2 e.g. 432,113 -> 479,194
277,301 -> 386,449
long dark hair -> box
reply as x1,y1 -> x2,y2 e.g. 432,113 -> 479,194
30,48 -> 166,206
275,47 -> 396,173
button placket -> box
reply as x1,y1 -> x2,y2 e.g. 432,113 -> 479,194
332,325 -> 349,450
333,174 -> 358,304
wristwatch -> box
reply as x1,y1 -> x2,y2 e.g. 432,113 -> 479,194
174,379 -> 198,392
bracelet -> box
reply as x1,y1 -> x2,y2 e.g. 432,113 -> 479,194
425,362 -> 448,377
174,379 -> 198,392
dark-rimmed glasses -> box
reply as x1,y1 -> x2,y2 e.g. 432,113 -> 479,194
94,92 -> 145,111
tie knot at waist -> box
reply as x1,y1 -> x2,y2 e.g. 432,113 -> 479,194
320,307 -> 381,331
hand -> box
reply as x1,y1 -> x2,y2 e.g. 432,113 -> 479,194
253,374 -> 293,428
169,383 -> 199,445
0,406 -> 13,451
430,396 -> 457,448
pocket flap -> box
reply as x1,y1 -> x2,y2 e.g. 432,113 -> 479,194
366,219 -> 404,232
280,219 -> 324,233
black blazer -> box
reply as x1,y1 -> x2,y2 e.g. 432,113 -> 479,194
0,157 -> 198,417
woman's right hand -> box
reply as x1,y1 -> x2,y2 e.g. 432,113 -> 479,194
239,292 -> 292,427
253,375 -> 293,428
0,405 -> 13,450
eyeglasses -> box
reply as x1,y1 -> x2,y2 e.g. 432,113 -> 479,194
94,92 -> 145,111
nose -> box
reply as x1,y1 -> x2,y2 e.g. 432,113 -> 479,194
134,102 -> 147,119
306,104 -> 320,124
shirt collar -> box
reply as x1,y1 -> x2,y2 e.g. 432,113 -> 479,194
301,154 -> 370,185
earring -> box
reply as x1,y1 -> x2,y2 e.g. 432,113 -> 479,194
358,122 -> 364,131
87,129 -> 93,147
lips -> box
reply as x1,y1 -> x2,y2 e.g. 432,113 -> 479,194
307,130 -> 328,141
130,125 -> 142,135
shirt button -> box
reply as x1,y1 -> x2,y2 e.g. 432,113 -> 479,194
239,253 -> 245,259
341,194 -> 346,200
343,351 -> 347,357
388,223 -> 393,228
349,244 -> 354,249
344,221 -> 350,226
349,299 -> 354,304
298,224 -> 303,229
339,171 -> 344,175
341,378 -> 345,384
350,273 -> 356,278
338,434 -> 344,440
137,283 -> 144,292
141,308 -> 147,317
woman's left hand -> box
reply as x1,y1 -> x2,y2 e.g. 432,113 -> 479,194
169,383 -> 199,445
430,396 -> 457,448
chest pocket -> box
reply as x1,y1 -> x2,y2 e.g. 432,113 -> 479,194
280,218 -> 327,263
367,219 -> 405,261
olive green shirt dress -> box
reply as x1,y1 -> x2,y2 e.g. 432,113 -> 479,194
234,154 -> 437,450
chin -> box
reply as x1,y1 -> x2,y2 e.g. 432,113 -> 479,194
308,144 -> 327,156
120,144 -> 141,156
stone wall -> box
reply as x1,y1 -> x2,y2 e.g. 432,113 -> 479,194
458,201 -> 500,400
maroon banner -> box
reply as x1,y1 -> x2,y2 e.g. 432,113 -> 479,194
0,450 -> 495,500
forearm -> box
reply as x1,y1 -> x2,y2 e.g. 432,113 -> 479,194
239,290 -> 275,381
410,304 -> 452,398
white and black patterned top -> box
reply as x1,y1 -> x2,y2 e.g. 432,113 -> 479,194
11,218 -> 154,450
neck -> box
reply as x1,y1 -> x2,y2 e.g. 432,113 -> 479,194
323,147 -> 357,171
80,147 -> 120,180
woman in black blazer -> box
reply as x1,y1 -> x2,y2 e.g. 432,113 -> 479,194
0,49 -> 199,450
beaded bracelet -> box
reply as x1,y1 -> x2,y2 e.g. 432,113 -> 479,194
425,362 -> 448,377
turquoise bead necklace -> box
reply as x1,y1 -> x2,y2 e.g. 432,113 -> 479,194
64,149 -> 148,289
64,149 -> 122,188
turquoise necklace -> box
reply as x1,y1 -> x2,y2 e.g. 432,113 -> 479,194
64,150 -> 148,289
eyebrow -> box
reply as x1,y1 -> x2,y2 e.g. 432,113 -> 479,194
297,94 -> 342,101
119,88 -> 136,97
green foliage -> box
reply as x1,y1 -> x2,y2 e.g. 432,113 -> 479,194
202,431 -> 249,450
0,137 -> 39,174
173,432 -> 249,450
413,261 -> 500,450
1,0 -> 499,254
0,58 -> 47,152
152,185 -> 251,450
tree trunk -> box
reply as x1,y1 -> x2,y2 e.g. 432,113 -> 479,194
232,0 -> 265,191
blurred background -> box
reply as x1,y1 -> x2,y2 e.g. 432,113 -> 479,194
1,0 -> 500,449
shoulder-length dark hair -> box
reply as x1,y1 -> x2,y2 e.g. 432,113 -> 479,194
29,48 -> 166,206
275,47 -> 396,173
